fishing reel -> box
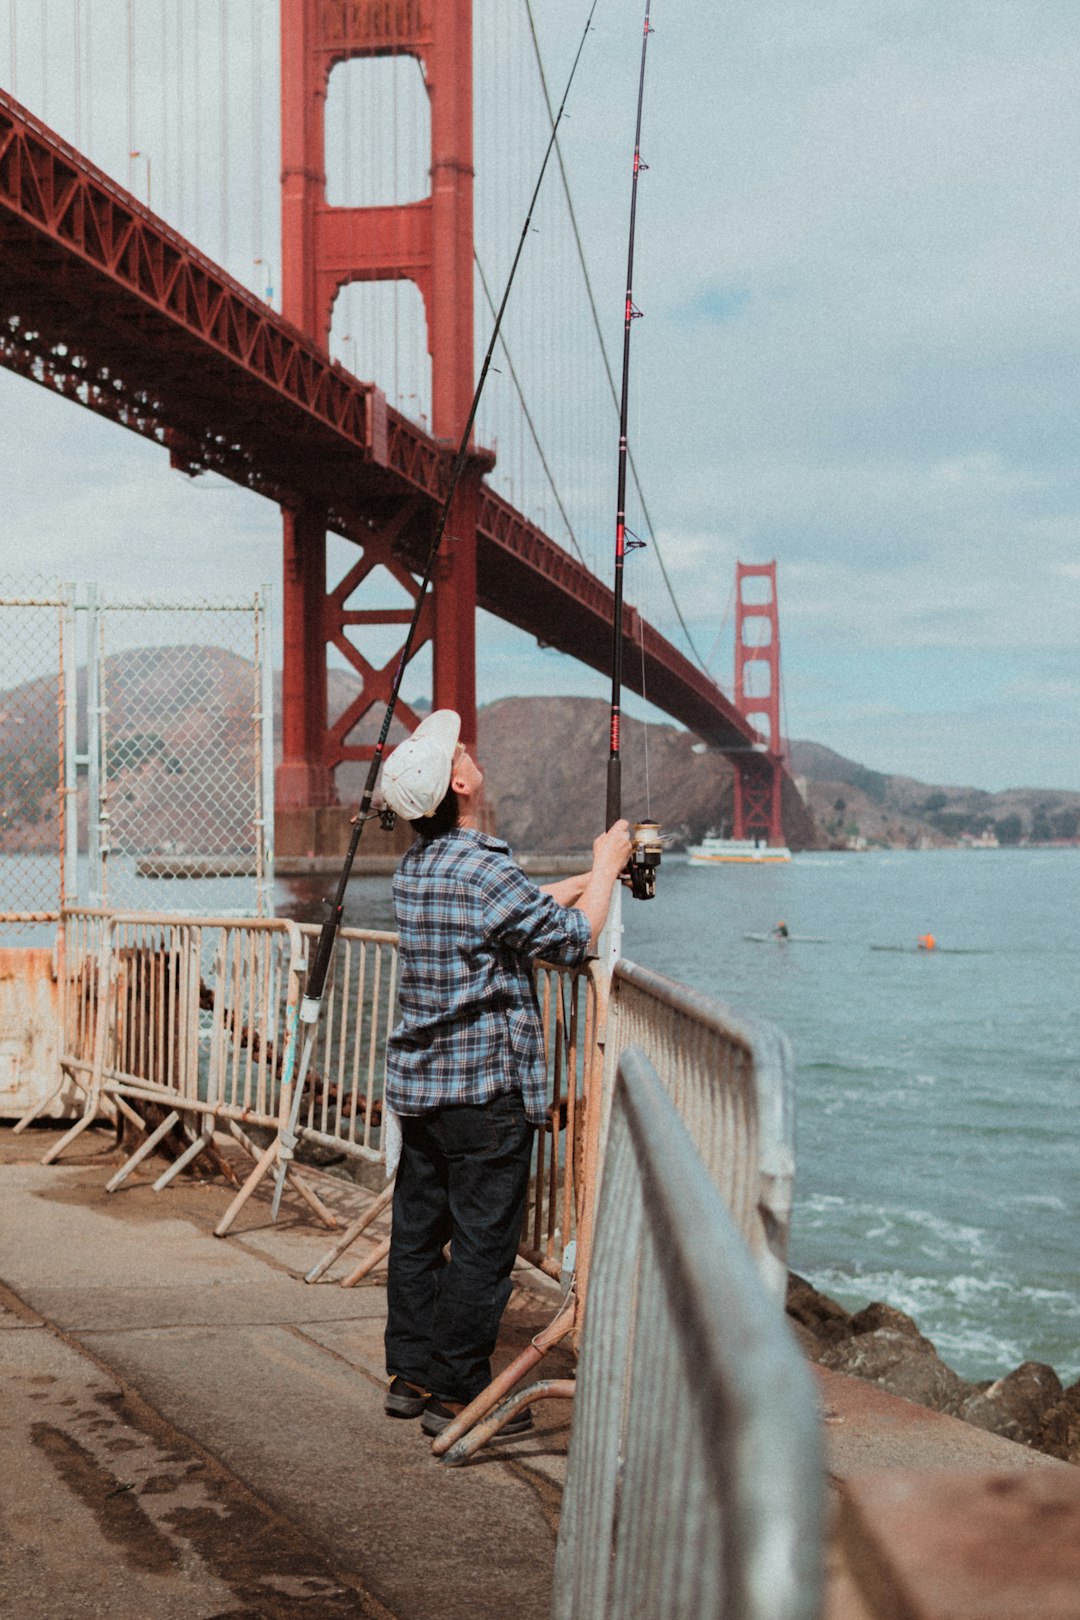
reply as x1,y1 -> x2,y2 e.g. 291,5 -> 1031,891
379,807 -> 398,832
623,819 -> 663,900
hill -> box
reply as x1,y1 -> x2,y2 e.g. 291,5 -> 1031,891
787,739 -> 1080,849
2,648 -> 1078,853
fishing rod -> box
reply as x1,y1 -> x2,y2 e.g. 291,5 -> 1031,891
607,0 -> 662,906
269,0 -> 600,1218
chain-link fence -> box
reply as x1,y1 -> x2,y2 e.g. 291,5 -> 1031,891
0,583 -> 274,939
91,593 -> 274,915
0,582 -> 69,935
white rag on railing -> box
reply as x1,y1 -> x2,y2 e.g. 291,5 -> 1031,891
384,1107 -> 403,1178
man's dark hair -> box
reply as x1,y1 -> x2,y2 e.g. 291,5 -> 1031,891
410,785 -> 459,842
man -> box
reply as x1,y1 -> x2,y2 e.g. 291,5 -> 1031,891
378,709 -> 630,1440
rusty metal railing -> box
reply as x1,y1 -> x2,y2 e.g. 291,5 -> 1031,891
291,922 -> 399,1165
304,954 -> 606,1291
437,959 -> 793,1460
552,1046 -> 824,1620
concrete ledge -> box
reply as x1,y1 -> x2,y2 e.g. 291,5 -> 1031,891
816,1365 -> 1071,1477
838,1467 -> 1080,1620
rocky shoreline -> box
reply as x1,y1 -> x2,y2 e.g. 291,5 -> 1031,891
787,1273 -> 1080,1465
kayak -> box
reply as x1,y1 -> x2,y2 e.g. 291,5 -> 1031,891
743,933 -> 830,944
869,945 -> 991,955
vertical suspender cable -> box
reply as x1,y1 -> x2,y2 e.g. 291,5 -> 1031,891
126,0 -> 134,190
251,0 -> 262,274
269,0 -> 601,1218
73,0 -> 80,149
219,0 -> 228,264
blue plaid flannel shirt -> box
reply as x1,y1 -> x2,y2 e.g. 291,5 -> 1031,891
385,827 -> 592,1124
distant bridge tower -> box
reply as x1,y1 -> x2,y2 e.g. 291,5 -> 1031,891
732,560 -> 785,845
276,0 -> 480,834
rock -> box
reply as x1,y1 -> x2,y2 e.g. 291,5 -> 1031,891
848,1301 -> 934,1348
786,1273 -> 1078,1465
1037,1381 -> 1080,1465
786,1271 -> 855,1348
960,1361 -> 1065,1448
819,1328 -> 972,1415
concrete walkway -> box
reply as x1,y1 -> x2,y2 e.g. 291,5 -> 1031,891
3,1122 -> 1078,1620
0,1125 -> 572,1620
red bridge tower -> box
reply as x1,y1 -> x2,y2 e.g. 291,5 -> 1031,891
276,0 -> 480,841
732,560 -> 786,846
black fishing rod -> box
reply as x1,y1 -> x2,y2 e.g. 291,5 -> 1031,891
607,0 -> 661,903
270,0 -> 600,1216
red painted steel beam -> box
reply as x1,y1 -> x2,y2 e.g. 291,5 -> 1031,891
0,88 -> 762,761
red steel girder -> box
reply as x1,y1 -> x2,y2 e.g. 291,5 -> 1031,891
0,89 -> 766,763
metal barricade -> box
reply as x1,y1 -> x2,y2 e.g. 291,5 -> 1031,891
29,908 -> 334,1228
602,959 -> 795,1300
437,959 -> 793,1460
552,1047 -> 824,1620
291,922 -> 400,1166
305,953 -> 605,1289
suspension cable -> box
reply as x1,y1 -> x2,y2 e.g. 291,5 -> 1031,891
524,0 -> 713,681
474,249 -> 586,566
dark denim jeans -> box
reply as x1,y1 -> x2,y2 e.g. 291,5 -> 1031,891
385,1089 -> 535,1404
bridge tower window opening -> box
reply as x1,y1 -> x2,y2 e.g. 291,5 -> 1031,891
325,53 -> 429,209
331,281 -> 431,429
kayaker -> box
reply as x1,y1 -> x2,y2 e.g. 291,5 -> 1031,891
917,933 -> 936,951
773,920 -> 790,939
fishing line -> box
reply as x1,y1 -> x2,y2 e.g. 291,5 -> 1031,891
525,0 -> 711,681
639,634 -> 652,818
474,247 -> 586,565
269,0 -> 601,1218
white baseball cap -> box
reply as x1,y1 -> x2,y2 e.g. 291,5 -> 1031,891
380,710 -> 462,820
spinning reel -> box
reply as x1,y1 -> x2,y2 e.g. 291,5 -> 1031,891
623,819 -> 663,900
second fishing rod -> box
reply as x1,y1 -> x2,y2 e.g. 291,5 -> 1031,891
268,1 -> 601,1217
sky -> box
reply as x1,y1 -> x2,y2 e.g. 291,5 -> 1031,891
0,0 -> 1078,793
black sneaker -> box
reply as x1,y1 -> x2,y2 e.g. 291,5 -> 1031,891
421,1395 -> 533,1438
385,1376 -> 429,1418
420,1396 -> 464,1437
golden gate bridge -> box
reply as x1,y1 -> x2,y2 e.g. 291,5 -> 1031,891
0,0 -> 808,853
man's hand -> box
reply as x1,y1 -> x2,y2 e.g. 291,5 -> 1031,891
593,819 -> 632,877
577,819 -> 633,948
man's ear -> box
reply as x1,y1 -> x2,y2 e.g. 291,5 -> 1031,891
450,768 -> 470,796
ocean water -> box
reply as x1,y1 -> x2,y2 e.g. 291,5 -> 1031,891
618,848 -> 1080,1384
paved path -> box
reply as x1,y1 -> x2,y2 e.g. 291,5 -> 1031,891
4,1123 -> 1077,1620
0,1125 -> 573,1620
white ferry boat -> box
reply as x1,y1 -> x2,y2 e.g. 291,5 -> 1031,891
688,835 -> 792,865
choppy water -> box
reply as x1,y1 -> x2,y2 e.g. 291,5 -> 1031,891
618,848 -> 1080,1383
8,847 -> 1077,1381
